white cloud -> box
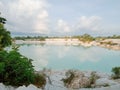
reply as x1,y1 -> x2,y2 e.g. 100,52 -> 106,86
56,16 -> 102,34
35,10 -> 49,33
1,0 -> 103,35
1,0 -> 49,34
0,1 -> 3,7
76,16 -> 102,31
0,1 -> 4,12
57,19 -> 71,33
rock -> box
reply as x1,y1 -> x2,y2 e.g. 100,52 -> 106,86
95,78 -> 118,87
95,72 -> 110,79
79,77 -> 91,88
63,70 -> 91,89
0,83 -> 15,90
16,84 -> 42,90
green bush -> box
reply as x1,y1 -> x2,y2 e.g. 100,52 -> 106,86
0,50 -> 35,86
79,34 -> 95,43
112,67 -> 120,79
0,50 -> 46,87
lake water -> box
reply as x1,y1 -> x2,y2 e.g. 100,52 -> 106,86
18,44 -> 120,73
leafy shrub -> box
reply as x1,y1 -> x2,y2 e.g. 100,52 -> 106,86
33,73 -> 46,88
62,70 -> 75,86
0,50 -> 35,86
0,50 -> 46,87
112,67 -> 120,79
79,34 -> 95,43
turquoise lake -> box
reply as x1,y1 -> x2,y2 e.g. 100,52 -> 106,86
18,44 -> 120,73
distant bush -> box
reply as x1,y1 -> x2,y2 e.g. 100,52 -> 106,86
111,67 -> 120,79
79,34 -> 95,42
14,36 -> 46,41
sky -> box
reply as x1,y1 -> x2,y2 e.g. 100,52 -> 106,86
0,0 -> 120,36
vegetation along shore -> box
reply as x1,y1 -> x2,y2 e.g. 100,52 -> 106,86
14,35 -> 120,50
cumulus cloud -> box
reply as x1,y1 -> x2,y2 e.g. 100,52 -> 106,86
0,0 -> 49,34
57,19 -> 71,33
0,1 -> 3,7
0,0 -> 103,35
76,16 -> 102,31
56,16 -> 102,35
35,10 -> 49,33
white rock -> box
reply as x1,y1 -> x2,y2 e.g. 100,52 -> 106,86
0,83 -> 15,90
96,78 -> 118,86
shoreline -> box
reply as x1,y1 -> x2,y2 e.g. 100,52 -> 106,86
15,38 -> 120,50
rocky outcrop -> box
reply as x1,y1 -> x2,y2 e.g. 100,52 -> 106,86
62,70 -> 99,89
62,70 -> 120,89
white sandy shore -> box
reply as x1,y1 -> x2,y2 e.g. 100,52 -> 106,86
15,38 -> 120,50
15,39 -> 94,47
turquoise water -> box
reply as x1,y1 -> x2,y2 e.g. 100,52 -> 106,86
18,44 -> 120,73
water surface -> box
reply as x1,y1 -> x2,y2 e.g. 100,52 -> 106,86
18,44 -> 120,73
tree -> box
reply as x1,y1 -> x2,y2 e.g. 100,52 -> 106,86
0,13 -> 46,87
0,12 -> 6,24
0,14 -> 12,50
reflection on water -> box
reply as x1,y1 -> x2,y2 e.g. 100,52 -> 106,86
18,44 -> 120,73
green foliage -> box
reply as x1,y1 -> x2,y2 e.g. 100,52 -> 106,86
106,35 -> 120,39
112,67 -> 120,79
0,15 -> 12,50
0,50 -> 35,86
0,15 -> 6,24
79,34 -> 95,42
72,34 -> 95,42
0,49 -> 46,87
14,36 -> 46,41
